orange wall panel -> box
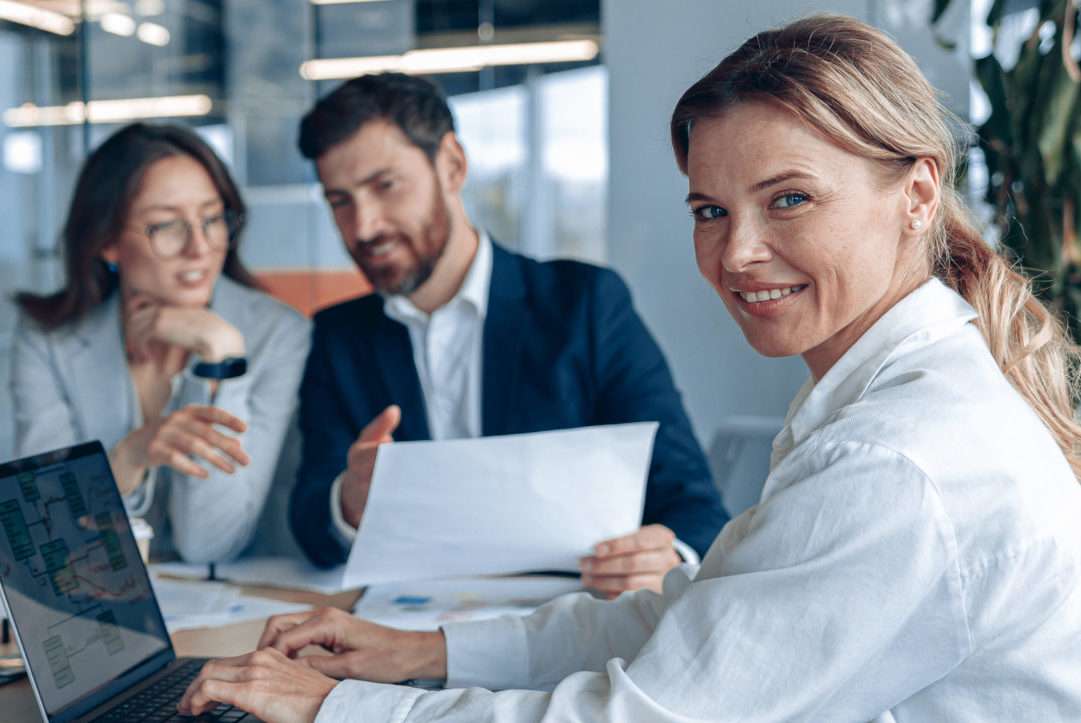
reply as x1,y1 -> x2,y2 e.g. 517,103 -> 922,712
256,269 -> 372,317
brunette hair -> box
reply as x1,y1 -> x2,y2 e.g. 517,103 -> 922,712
16,122 -> 259,330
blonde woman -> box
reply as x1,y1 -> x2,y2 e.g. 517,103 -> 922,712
179,16 -> 1081,721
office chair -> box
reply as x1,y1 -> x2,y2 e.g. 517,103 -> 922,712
708,416 -> 784,518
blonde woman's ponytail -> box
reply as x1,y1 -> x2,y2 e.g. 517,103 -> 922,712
935,189 -> 1081,479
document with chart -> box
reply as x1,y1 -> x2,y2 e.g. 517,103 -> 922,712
0,450 -> 168,713
343,422 -> 658,587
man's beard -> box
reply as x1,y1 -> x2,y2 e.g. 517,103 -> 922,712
355,192 -> 452,296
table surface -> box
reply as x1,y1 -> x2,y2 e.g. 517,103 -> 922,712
0,582 -> 362,722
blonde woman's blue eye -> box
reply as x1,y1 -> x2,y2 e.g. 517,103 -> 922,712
692,205 -> 726,221
772,193 -> 808,209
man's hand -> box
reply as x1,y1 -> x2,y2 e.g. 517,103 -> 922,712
178,648 -> 336,723
257,606 -> 447,683
580,524 -> 681,597
340,405 -> 401,528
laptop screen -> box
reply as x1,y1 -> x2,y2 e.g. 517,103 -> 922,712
0,442 -> 171,717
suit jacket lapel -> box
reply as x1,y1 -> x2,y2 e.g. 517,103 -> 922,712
482,243 -> 527,436
370,306 -> 431,440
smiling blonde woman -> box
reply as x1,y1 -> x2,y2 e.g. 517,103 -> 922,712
177,16 -> 1081,722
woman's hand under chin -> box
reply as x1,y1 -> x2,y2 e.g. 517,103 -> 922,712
124,291 -> 245,364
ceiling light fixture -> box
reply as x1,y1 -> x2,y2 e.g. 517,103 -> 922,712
100,12 -> 135,37
0,0 -> 76,35
3,94 -> 213,127
136,21 -> 170,46
299,39 -> 600,80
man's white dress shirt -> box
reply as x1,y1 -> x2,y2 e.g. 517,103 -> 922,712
328,232 -> 697,561
315,279 -> 1081,721
328,233 -> 492,544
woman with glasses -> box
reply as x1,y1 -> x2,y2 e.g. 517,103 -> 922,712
11,123 -> 311,563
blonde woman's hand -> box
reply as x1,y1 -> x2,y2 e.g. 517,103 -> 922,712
179,648 -> 336,723
257,607 -> 447,684
125,292 -> 245,363
110,405 -> 250,494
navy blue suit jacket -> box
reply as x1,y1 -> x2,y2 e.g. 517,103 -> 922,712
291,242 -> 728,567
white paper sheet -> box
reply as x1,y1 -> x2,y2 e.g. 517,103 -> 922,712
353,575 -> 583,631
343,422 -> 658,588
149,573 -> 312,632
152,557 -> 346,594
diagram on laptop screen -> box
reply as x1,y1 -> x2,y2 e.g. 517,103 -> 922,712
0,454 -> 168,713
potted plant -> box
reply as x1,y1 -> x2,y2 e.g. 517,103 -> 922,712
935,0 -> 1081,340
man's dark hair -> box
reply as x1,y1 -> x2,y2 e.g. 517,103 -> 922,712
298,73 -> 456,162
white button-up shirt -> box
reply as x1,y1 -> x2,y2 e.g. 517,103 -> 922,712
315,279 -> 1081,721
382,231 -> 492,442
328,233 -> 492,543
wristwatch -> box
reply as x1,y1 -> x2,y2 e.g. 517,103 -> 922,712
191,356 -> 248,380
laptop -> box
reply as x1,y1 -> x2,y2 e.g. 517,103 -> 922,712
0,441 -> 260,722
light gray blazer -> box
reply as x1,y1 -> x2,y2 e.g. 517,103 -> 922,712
10,276 -> 312,563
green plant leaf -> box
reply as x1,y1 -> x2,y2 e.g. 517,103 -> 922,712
1038,89 -> 1080,187
1033,28 -> 1079,186
934,34 -> 959,51
986,0 -> 1009,26
957,0 -> 1081,340
1067,121 -> 1081,254
976,54 -> 1014,147
1007,31 -> 1043,136
931,0 -> 953,25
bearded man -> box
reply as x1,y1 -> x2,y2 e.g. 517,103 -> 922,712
290,73 -> 728,595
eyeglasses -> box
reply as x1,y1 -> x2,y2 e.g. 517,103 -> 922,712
139,210 -> 242,258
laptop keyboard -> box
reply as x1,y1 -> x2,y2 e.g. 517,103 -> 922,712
90,658 -> 255,722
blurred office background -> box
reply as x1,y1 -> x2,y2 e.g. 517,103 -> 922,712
1,0 -> 981,513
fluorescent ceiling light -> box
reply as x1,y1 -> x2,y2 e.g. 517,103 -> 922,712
0,0 -> 76,35
137,21 -> 169,46
300,39 -> 600,80
100,12 -> 135,36
3,94 -> 213,127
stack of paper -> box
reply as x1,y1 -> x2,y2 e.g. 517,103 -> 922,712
149,573 -> 311,633
353,576 -> 584,631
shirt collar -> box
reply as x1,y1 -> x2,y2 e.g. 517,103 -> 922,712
782,277 -> 978,450
384,229 -> 493,325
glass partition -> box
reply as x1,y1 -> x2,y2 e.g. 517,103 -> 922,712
0,0 -> 606,459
